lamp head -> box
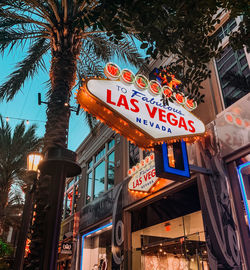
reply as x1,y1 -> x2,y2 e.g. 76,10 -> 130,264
27,152 -> 43,172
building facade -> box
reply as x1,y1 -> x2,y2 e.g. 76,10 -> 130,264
58,15 -> 250,270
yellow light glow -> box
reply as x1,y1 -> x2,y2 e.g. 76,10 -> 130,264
27,152 -> 43,172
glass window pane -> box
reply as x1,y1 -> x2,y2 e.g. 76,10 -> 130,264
96,147 -> 105,162
81,227 -> 112,270
237,49 -> 245,57
65,189 -> 73,218
240,56 -> 247,67
242,67 -> 250,77
86,172 -> 92,204
218,31 -> 224,41
87,159 -> 93,169
108,151 -> 115,189
94,161 -> 105,199
216,45 -> 250,108
129,142 -> 140,168
229,20 -> 237,32
221,54 -> 236,71
217,47 -> 233,69
108,139 -> 115,150
132,211 -> 208,270
67,178 -> 74,189
73,184 -> 79,213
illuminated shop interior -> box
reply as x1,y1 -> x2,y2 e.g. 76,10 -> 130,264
131,184 -> 208,270
80,223 -> 112,270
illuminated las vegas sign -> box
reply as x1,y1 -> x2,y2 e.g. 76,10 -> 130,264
128,153 -> 158,192
76,63 -> 205,149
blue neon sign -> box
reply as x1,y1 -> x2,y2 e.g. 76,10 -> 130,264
237,162 -> 250,231
80,222 -> 112,270
162,140 -> 190,178
154,140 -> 190,182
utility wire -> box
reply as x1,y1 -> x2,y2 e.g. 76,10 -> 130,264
2,115 -> 46,123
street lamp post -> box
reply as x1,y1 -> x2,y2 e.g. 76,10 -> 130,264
38,147 -> 81,270
14,152 -> 43,270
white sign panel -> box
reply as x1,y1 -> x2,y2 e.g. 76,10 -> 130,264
87,79 -> 205,140
128,158 -> 158,192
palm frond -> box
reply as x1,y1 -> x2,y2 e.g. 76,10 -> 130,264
0,114 -> 40,210
86,34 -> 145,68
86,34 -> 112,62
0,8 -> 50,29
115,37 -> 145,68
77,33 -> 145,132
0,28 -> 47,54
0,38 -> 50,101
0,0 -> 47,26
0,115 -> 12,161
0,0 -> 28,10
77,39 -> 105,78
0,16 -> 32,28
79,34 -> 145,79
84,111 -> 98,133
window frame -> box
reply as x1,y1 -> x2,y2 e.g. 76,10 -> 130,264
215,45 -> 250,108
63,176 -> 80,219
85,139 -> 115,204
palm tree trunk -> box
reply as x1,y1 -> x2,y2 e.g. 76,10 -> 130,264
0,185 -> 11,239
25,38 -> 81,270
44,45 -> 79,151
14,183 -> 35,270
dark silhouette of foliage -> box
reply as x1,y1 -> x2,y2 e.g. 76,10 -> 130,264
0,115 -> 40,242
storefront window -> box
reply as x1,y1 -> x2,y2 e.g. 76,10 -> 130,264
86,172 -> 92,204
80,223 -> 112,270
65,189 -> 73,219
86,139 -> 115,204
64,176 -> 80,219
108,151 -> 115,189
67,178 -> 74,189
132,211 -> 208,270
88,159 -> 93,169
73,184 -> 79,212
108,139 -> 115,150
94,161 -> 105,199
96,147 -> 105,162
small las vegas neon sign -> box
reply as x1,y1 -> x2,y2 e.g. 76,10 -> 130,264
76,63 -> 205,149
128,153 -> 158,192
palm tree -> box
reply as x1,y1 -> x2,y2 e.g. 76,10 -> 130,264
0,2 -> 143,152
0,188 -> 25,270
0,115 -> 40,239
0,1 -> 144,268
